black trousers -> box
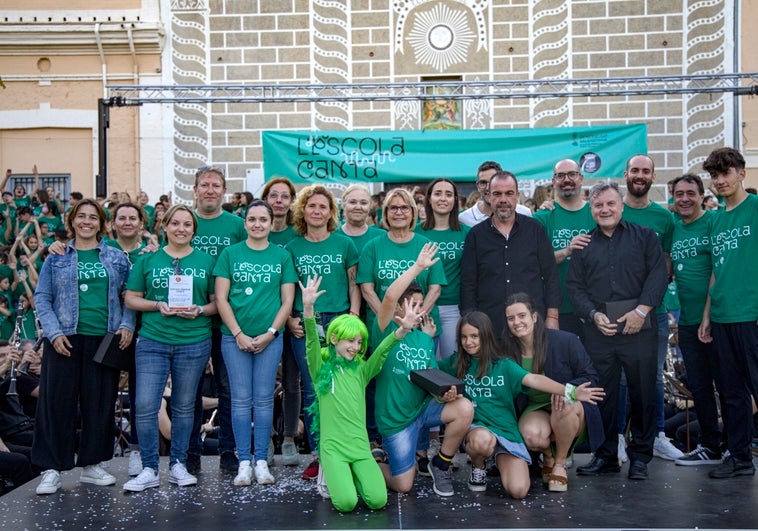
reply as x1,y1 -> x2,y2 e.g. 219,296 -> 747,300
32,335 -> 120,471
678,324 -> 726,452
584,323 -> 658,463
711,321 -> 758,461
0,448 -> 35,489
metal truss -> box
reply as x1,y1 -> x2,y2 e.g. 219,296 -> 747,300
107,73 -> 758,105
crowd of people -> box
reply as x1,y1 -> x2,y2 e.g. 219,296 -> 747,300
0,146 -> 755,512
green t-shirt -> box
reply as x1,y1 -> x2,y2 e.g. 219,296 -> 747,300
374,322 -> 436,436
285,233 -> 359,313
439,355 -> 528,442
663,280 -> 680,312
213,241 -> 298,337
521,357 -> 551,406
415,225 -> 469,306
671,212 -> 713,325
357,233 -> 447,348
126,248 -> 215,344
13,196 -> 31,208
622,201 -> 674,313
37,214 -> 63,233
269,225 -> 299,249
338,224 -> 385,254
0,314 -> 13,340
76,248 -> 110,335
534,202 -> 595,314
105,238 -> 147,267
191,210 -> 247,263
709,193 -> 758,323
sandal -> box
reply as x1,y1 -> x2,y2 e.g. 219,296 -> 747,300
541,455 -> 555,484
548,463 -> 568,492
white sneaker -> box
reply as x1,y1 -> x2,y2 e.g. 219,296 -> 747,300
618,435 -> 629,466
254,459 -> 274,485
654,432 -> 684,461
233,460 -> 253,486
124,467 -> 160,492
128,450 -> 143,477
80,463 -> 116,486
169,462 -> 197,487
36,469 -> 62,495
316,464 -> 330,498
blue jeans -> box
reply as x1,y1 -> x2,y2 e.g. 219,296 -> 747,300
222,334 -> 283,462
134,336 -> 211,471
382,400 -> 444,476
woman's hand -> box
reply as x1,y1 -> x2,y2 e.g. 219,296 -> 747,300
287,316 -> 304,338
437,385 -> 462,403
573,381 -> 605,405
52,335 -> 72,356
47,240 -> 66,256
116,328 -> 133,349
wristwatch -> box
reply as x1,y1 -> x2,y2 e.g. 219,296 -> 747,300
588,309 -> 597,321
267,327 -> 280,338
198,305 -> 204,315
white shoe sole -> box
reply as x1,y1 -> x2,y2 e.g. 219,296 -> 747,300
80,476 -> 116,486
169,477 -> 197,487
123,479 -> 160,492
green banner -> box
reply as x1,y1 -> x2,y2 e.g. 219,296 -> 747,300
262,124 -> 647,183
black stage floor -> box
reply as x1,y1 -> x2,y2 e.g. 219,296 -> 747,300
1,453 -> 755,530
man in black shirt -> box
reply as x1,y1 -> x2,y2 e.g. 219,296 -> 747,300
460,171 -> 560,338
566,182 -> 668,480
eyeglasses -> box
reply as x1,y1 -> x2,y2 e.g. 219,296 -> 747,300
553,171 -> 581,181
476,179 -> 490,188
388,205 -> 411,213
267,193 -> 291,201
172,257 -> 182,275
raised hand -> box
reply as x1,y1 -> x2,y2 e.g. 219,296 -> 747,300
299,274 -> 326,313
414,242 -> 440,271
394,297 -> 425,331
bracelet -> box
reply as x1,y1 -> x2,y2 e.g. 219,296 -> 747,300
154,301 -> 160,311
232,327 -> 242,338
634,307 -> 648,319
546,315 -> 559,321
564,383 -> 577,404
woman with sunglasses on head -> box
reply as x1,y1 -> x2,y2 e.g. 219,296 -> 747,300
416,178 -> 469,361
123,204 -> 217,492
214,200 -> 298,486
32,198 -> 136,495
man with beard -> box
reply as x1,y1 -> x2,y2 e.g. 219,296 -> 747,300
459,161 -> 531,227
460,171 -> 560,338
620,154 -> 683,463
534,159 -> 595,339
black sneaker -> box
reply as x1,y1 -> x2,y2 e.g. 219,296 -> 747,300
186,453 -> 201,475
467,466 -> 487,492
675,445 -> 722,466
220,452 -> 239,472
416,455 -> 430,477
708,455 -> 756,479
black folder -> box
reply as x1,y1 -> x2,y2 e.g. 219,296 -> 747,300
604,299 -> 652,332
410,368 -> 464,396
92,332 -> 133,371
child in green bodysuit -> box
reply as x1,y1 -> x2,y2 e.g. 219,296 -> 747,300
301,273 -> 425,513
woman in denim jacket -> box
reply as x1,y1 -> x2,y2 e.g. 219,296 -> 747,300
32,199 -> 136,495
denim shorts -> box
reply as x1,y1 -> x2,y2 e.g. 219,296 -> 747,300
383,400 -> 445,476
467,424 -> 532,465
